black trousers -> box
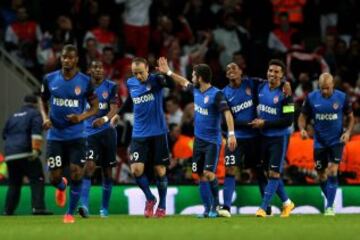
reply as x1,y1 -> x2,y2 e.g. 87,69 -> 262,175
4,157 -> 46,215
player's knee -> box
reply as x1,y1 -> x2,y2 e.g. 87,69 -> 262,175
49,174 -> 62,186
327,163 -> 338,177
102,167 -> 113,179
84,161 -> 96,177
317,170 -> 327,181
154,165 -> 166,177
131,164 -> 144,177
226,166 -> 237,175
268,170 -> 280,179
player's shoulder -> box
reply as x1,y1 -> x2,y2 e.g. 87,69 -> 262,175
77,71 -> 91,82
307,90 -> 320,99
104,79 -> 117,88
44,70 -> 61,82
126,76 -> 138,86
334,89 -> 346,98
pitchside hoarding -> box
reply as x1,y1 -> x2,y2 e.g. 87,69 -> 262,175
0,186 -> 359,215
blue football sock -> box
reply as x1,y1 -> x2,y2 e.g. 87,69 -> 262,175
209,178 -> 219,210
101,178 -> 113,210
256,167 -> 267,198
326,176 -> 338,208
223,175 -> 235,209
199,181 -> 212,213
320,180 -> 327,198
55,178 -> 66,191
260,178 -> 280,210
79,177 -> 91,209
135,175 -> 154,201
156,176 -> 168,209
276,179 -> 289,203
67,180 -> 82,215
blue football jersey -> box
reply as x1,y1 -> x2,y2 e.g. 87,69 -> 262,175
127,74 -> 167,138
222,78 -> 258,139
85,79 -> 118,136
302,90 -> 352,148
193,85 -> 228,145
257,83 -> 292,137
41,70 -> 96,141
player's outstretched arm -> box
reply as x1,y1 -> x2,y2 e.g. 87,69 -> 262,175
298,113 -> 309,139
341,101 -> 355,143
157,57 -> 190,88
224,110 -> 237,152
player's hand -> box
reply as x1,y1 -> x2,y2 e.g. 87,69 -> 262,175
66,114 -> 83,123
282,81 -> 292,96
300,129 -> 309,139
92,117 -> 105,128
340,131 -> 351,143
227,135 -> 237,152
249,118 -> 265,128
157,57 -> 170,74
43,119 -> 52,130
110,114 -> 122,127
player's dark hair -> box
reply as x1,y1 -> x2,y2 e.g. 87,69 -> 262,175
269,59 -> 286,75
132,57 -> 148,66
62,44 -> 78,56
193,64 -> 212,83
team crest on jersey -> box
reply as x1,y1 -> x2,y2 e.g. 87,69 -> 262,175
333,102 -> 339,110
246,87 -> 252,96
273,95 -> 279,104
102,91 -> 109,99
74,86 -> 81,95
204,95 -> 209,104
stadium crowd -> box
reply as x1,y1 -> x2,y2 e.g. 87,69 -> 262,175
1,0 -> 360,185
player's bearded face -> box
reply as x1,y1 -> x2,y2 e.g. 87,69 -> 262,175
192,71 -> 200,88
61,50 -> 78,71
132,63 -> 149,83
267,65 -> 283,86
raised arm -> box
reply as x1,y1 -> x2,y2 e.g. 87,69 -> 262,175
157,57 -> 190,88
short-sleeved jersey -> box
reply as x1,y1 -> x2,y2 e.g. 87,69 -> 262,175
41,70 -> 96,141
257,83 -> 293,137
222,78 -> 258,139
127,74 -> 167,138
193,85 -> 228,145
85,79 -> 118,136
302,90 -> 352,148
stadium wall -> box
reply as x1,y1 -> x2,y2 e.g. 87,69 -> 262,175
1,185 -> 360,215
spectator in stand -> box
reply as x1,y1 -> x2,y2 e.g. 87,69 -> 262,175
37,36 -> 63,73
83,14 -> 117,53
341,124 -> 360,184
53,15 -> 77,46
4,6 -> 42,70
165,96 -> 183,125
271,0 -> 307,26
293,72 -> 316,104
212,11 -> 249,69
79,38 -> 101,72
115,0 -> 152,57
0,0 -> 23,28
286,125 -> 316,184
183,0 -> 216,32
268,12 -> 297,56
102,47 -> 119,80
286,32 -> 329,83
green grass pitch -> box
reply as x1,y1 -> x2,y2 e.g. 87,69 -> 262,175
0,215 -> 359,240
